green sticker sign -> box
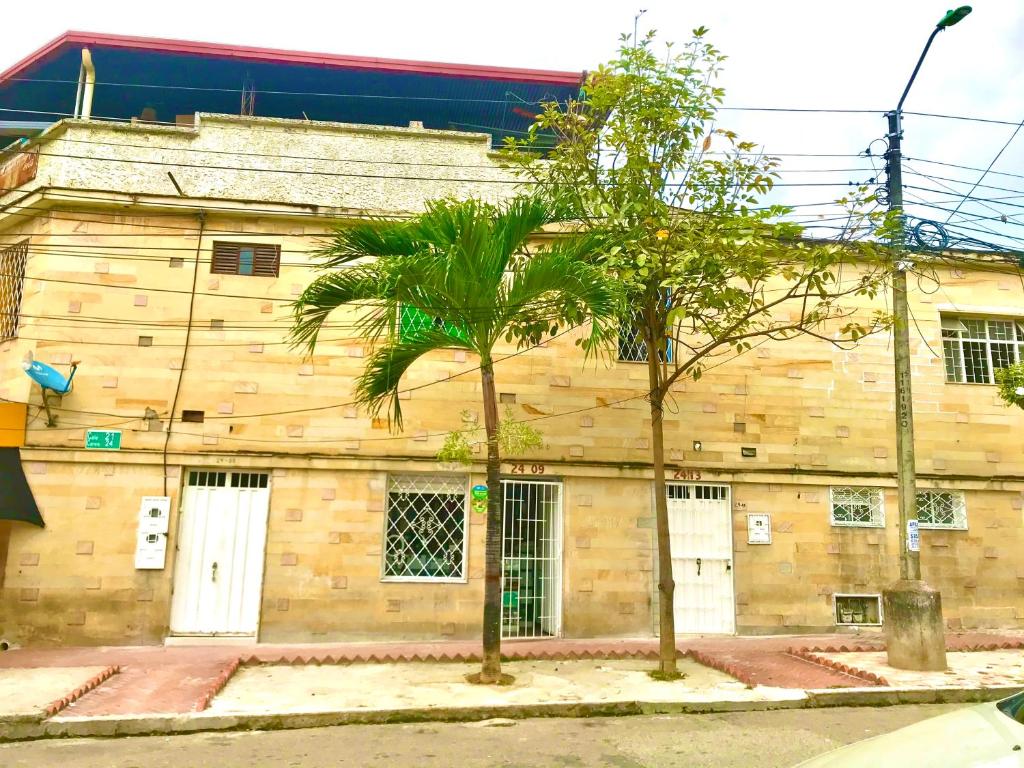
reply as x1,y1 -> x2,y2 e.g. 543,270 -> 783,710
85,429 -> 122,450
471,484 -> 488,515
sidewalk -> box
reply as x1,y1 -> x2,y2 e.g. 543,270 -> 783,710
1,632 -> 1022,741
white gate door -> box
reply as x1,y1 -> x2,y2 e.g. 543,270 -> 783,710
501,479 -> 563,639
667,483 -> 735,634
170,470 -> 271,636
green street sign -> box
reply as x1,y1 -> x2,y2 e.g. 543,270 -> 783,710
85,429 -> 122,450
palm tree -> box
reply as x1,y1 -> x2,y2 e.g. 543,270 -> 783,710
292,196 -> 620,683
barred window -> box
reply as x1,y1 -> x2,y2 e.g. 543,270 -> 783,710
0,240 -> 28,340
617,316 -> 672,363
830,487 -> 884,527
383,475 -> 467,581
211,242 -> 280,277
398,305 -> 468,344
916,490 -> 967,530
942,316 -> 1024,384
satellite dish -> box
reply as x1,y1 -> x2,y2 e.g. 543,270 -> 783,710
22,360 -> 75,395
21,358 -> 79,427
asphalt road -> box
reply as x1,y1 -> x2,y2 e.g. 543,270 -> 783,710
1,704 -> 963,768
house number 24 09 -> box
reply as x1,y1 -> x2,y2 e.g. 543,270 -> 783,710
509,463 -> 545,475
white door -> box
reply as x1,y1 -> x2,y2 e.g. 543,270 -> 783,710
667,483 -> 735,634
170,470 -> 271,636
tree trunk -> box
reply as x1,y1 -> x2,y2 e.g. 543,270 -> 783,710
647,347 -> 678,676
479,358 -> 505,682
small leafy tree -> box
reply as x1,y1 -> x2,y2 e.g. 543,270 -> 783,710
995,363 -> 1024,409
292,196 -> 619,683
504,29 -> 893,676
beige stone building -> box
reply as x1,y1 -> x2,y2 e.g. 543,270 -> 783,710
1,34 -> 1022,648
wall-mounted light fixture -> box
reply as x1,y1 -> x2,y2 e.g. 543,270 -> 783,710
692,440 -> 702,452
741,447 -> 757,458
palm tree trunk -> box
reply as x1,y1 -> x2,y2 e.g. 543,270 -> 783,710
479,357 -> 504,683
647,345 -> 678,676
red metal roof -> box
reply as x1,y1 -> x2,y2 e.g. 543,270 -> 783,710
0,30 -> 584,87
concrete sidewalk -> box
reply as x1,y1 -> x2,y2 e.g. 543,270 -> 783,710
1,632 -> 1022,741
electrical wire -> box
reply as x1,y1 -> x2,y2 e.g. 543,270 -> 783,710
0,145 -> 875,189
163,212 -> 204,494
943,116 -> 1024,225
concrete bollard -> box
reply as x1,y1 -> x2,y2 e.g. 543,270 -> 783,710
883,579 -> 948,671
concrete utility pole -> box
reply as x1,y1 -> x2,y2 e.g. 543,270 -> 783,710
882,6 -> 972,671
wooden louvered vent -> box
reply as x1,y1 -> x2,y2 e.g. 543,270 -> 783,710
211,242 -> 281,277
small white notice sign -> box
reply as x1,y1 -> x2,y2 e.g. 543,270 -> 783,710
747,513 -> 772,544
907,519 -> 920,552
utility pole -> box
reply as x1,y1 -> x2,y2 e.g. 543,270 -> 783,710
885,109 -> 922,584
881,6 -> 971,671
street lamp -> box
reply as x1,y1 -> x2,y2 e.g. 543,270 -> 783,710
883,5 -> 971,672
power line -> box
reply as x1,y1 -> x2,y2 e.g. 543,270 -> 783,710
0,145 -> 872,189
942,115 -> 1024,224
905,155 -> 1024,184
903,110 -> 1024,128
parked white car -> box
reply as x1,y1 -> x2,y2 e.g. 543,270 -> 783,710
795,692 -> 1024,766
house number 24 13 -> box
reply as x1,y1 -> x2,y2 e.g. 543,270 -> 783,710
509,463 -> 545,475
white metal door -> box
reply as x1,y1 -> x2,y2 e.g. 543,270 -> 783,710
667,483 -> 735,634
501,479 -> 563,639
170,470 -> 271,636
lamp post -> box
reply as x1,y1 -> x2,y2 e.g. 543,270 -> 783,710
882,5 -> 971,671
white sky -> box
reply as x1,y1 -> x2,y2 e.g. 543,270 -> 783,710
5,0 -> 1024,250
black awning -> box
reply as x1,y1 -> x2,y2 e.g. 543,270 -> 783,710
0,448 -> 44,527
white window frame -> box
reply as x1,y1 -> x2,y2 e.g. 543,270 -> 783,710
916,489 -> 968,531
941,315 -> 1024,384
829,486 -> 885,528
381,473 -> 469,584
833,594 -> 883,626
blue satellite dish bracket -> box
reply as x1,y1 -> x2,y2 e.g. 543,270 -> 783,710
22,359 -> 79,427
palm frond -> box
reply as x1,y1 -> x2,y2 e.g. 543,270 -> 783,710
356,329 -> 474,430
505,251 -> 620,355
491,195 -> 561,264
318,220 -> 421,267
291,266 -> 391,352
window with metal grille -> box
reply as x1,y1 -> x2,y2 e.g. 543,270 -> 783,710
916,489 -> 967,530
667,484 -> 727,501
398,305 -> 468,344
830,487 -> 884,527
0,240 -> 28,340
834,594 -> 882,626
383,475 -> 467,581
617,315 -> 672,363
941,315 -> 1024,384
211,242 -> 281,277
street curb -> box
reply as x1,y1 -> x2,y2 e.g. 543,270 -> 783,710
1,684 -> 1020,742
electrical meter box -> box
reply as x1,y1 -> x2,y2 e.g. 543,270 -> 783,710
137,496 -> 170,534
134,496 -> 171,569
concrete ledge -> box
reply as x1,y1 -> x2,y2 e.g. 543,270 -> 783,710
806,685 -> 1023,708
1,685 -> 1020,743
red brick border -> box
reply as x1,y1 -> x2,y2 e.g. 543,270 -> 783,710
240,648 -> 661,667
43,665 -> 120,718
193,658 -> 241,712
787,648 -> 888,686
684,649 -> 759,686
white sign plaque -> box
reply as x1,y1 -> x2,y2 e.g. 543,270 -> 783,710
747,513 -> 772,545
